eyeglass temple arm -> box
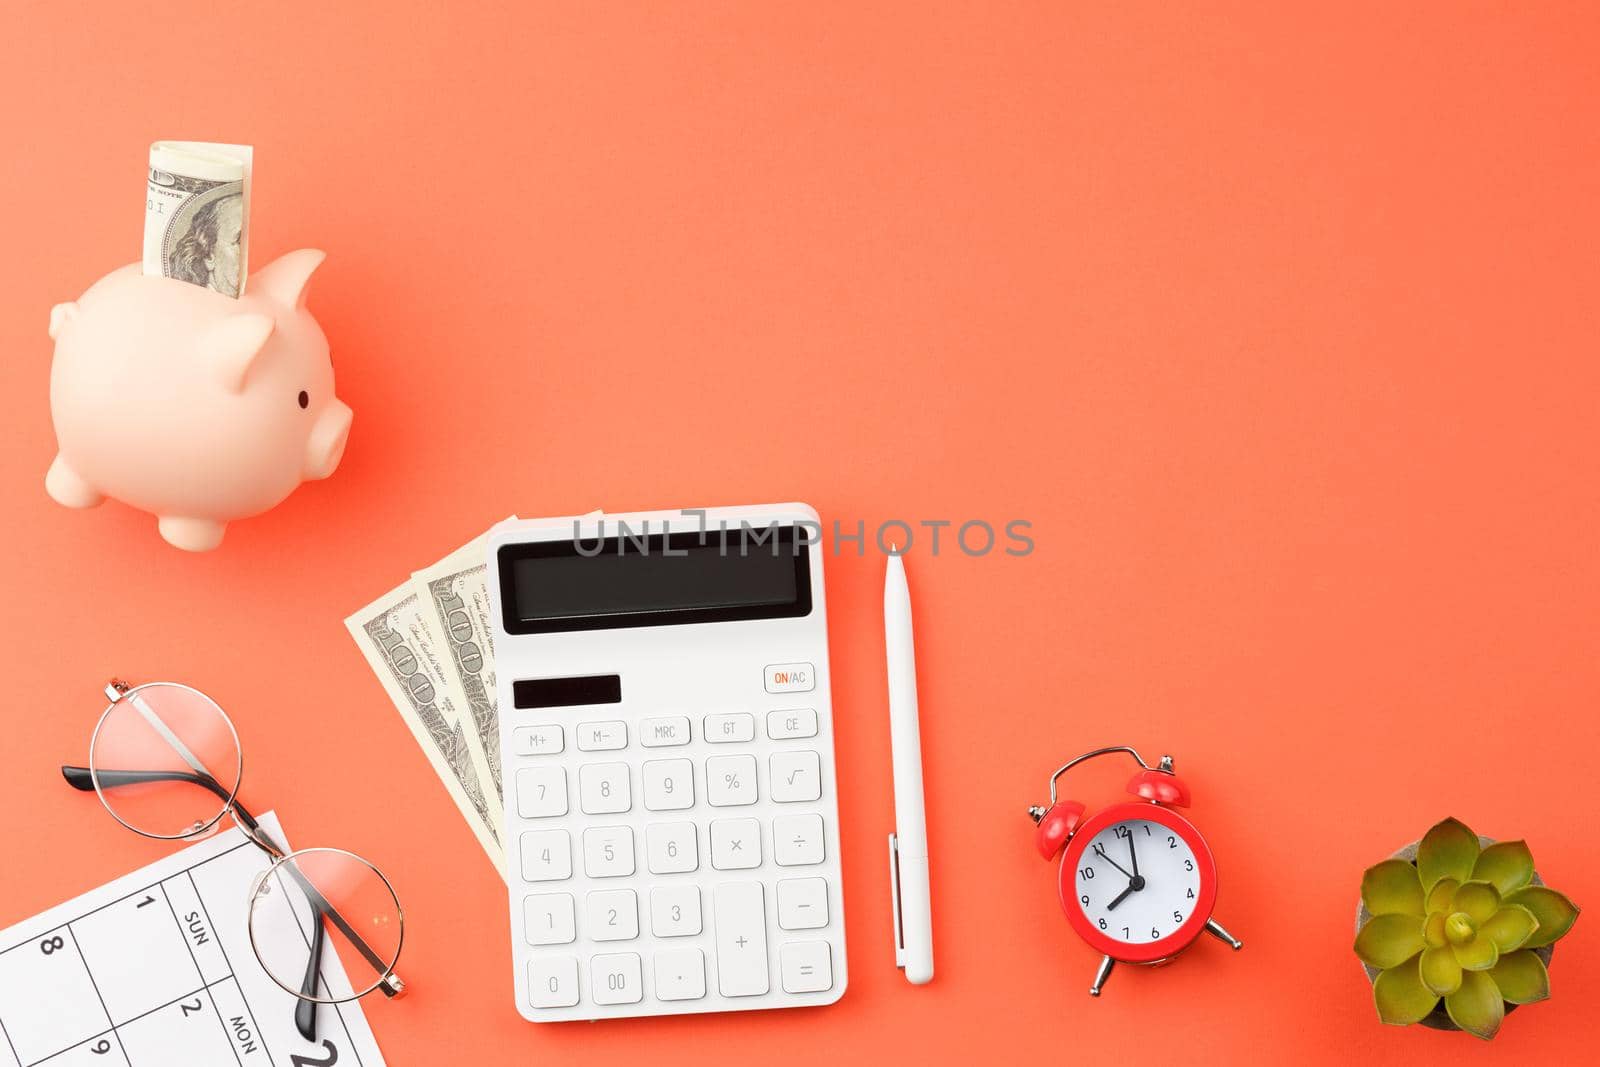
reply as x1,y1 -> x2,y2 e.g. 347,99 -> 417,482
62,765 -> 236,803
295,913 -> 328,1040
60,766 -> 405,1001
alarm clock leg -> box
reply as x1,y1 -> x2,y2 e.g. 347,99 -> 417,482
1089,955 -> 1115,996
1204,918 -> 1243,950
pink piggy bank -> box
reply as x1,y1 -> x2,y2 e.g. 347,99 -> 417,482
45,250 -> 352,551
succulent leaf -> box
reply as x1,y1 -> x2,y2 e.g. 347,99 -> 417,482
1361,859 -> 1425,917
1373,955 -> 1439,1025
1418,818 -> 1480,893
1426,877 -> 1458,915
1452,881 -> 1501,924
1472,840 -> 1534,895
1450,931 -> 1499,972
1423,911 -> 1447,948
1504,886 -> 1580,949
1355,913 -> 1427,969
1488,950 -> 1550,1005
1419,945 -> 1462,996
1480,904 -> 1539,953
1445,969 -> 1505,1040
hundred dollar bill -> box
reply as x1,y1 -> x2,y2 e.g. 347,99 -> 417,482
413,524 -> 514,814
346,582 -> 504,877
144,141 -> 252,297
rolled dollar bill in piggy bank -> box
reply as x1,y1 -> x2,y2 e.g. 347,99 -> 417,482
45,250 -> 353,551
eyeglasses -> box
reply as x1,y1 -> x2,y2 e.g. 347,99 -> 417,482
59,680 -> 407,1042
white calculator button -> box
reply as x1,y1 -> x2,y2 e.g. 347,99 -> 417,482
764,661 -> 816,693
523,893 -> 576,945
586,889 -> 639,942
583,825 -> 636,878
528,955 -> 580,1008
642,758 -> 695,811
515,765 -> 568,819
640,716 -> 691,747
646,821 -> 699,874
777,877 -> 829,930
650,885 -> 703,937
520,830 -> 572,882
579,762 -> 631,814
766,708 -> 818,739
774,813 -> 825,867
704,713 -> 755,743
780,941 -> 833,994
769,750 -> 822,803
706,754 -> 758,806
576,720 -> 628,751
713,881 -> 770,997
654,946 -> 707,1001
512,724 -> 564,756
710,817 -> 762,870
591,953 -> 643,1006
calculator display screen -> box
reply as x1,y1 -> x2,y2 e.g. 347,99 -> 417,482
500,524 -> 812,633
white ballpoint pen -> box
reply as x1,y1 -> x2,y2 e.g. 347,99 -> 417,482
885,549 -> 934,984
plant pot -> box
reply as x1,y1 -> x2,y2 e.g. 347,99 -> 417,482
1355,835 -> 1554,1032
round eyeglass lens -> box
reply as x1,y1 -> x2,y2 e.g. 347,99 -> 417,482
88,682 -> 243,839
248,848 -> 403,1003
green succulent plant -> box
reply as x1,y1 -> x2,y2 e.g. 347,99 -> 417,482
1355,817 -> 1580,1040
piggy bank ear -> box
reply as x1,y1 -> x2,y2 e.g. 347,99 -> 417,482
49,302 -> 78,340
203,313 -> 276,392
250,249 -> 325,310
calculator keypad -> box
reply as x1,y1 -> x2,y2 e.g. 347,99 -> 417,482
508,662 -> 844,1019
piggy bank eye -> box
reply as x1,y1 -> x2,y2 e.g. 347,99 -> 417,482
297,390 -> 309,409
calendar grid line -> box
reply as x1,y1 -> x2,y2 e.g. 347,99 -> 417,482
1,1013 -> 20,1067
157,882 -> 243,1067
198,984 -> 240,1067
184,869 -> 275,1065
57,926 -> 126,1067
0,841 -> 256,965
24,975 -> 251,1067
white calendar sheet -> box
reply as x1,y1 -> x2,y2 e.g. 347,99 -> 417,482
0,813 -> 387,1067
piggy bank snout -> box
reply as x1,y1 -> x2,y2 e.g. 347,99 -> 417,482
304,398 -> 352,480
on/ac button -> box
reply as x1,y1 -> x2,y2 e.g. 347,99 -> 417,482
764,662 -> 815,694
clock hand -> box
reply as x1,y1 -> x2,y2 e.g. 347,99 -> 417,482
1092,843 -> 1133,880
1127,831 -> 1140,880
1106,883 -> 1136,911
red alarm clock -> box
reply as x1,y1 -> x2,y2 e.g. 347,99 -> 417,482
1027,745 -> 1242,995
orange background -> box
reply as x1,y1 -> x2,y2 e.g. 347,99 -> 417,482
1,2 -> 1596,1063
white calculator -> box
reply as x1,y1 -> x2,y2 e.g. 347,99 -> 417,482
487,503 -> 847,1021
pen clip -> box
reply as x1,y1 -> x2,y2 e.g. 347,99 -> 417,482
889,832 -> 905,968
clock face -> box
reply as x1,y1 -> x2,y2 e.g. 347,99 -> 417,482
1071,817 -> 1203,947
